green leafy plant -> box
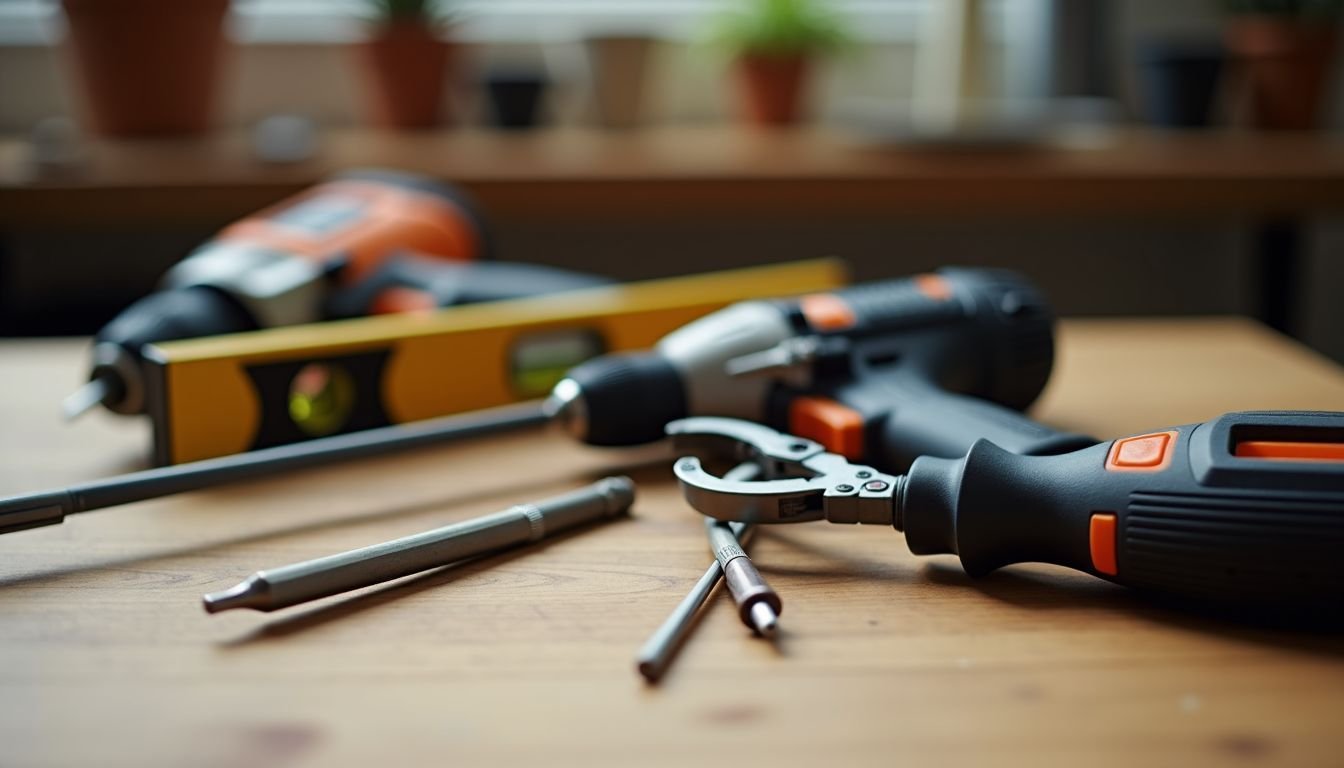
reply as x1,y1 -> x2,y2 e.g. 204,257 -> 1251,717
1223,0 -> 1344,16
712,0 -> 850,57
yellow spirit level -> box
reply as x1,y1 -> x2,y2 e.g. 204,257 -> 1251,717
143,259 -> 848,465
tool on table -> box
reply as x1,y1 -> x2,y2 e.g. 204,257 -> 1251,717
0,262 -> 844,534
635,522 -> 752,683
67,170 -> 484,419
140,258 -> 844,465
66,169 -> 609,421
707,518 -> 781,637
0,404 -> 546,536
669,412 -> 1344,604
203,477 -> 634,614
546,267 -> 1094,467
636,463 -> 761,683
634,270 -> 1092,679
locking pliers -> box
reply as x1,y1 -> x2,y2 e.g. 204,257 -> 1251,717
667,417 -> 902,527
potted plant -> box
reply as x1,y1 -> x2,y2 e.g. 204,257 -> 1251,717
585,34 -> 660,130
712,0 -> 848,127
483,65 -> 551,131
355,0 -> 456,129
1223,0 -> 1342,130
61,0 -> 231,136
1135,39 -> 1225,128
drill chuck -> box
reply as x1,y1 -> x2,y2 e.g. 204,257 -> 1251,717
545,300 -> 794,446
71,286 -> 258,416
545,354 -> 687,446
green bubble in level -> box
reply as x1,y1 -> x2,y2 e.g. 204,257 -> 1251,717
288,362 -> 356,437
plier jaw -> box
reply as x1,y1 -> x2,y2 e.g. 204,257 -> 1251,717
667,417 -> 899,526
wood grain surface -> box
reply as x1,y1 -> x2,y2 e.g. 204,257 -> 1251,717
1,318 -> 1343,767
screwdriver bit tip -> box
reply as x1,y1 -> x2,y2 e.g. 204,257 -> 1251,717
202,577 -> 267,614
749,601 -> 778,638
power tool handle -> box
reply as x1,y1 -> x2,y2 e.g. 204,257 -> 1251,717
902,411 -> 1344,604
869,383 -> 1095,469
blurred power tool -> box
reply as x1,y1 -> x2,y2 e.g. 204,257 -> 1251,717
65,169 -> 606,420
669,412 -> 1344,604
546,267 -> 1094,464
0,267 -> 1079,536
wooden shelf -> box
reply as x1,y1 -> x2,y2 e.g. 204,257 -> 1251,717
4,126 -> 1344,227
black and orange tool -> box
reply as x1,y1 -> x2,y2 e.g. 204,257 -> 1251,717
0,262 -> 849,533
65,169 -> 606,419
141,259 -> 845,464
670,412 -> 1344,604
547,267 -> 1095,464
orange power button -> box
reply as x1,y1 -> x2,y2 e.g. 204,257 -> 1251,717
1105,431 -> 1178,472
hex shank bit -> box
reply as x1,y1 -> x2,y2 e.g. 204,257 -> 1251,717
203,477 -> 634,614
706,518 -> 782,636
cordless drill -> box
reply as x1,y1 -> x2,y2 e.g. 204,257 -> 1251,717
67,169 -> 606,419
547,268 -> 1095,465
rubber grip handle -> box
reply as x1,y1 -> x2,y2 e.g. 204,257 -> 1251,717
901,414 -> 1344,604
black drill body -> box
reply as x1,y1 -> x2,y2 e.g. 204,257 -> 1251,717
556,267 -> 1093,468
766,268 -> 1094,469
70,170 -> 607,419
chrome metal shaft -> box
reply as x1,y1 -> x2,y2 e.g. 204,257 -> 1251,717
204,477 -> 634,614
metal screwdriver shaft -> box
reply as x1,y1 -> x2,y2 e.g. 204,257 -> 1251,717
0,403 -> 547,536
635,521 -> 753,683
635,463 -> 762,683
203,477 -> 635,614
62,376 -> 113,421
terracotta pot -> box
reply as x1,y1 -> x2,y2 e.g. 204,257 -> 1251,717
736,53 -> 811,127
356,22 -> 453,130
1224,17 -> 1339,130
61,0 -> 229,136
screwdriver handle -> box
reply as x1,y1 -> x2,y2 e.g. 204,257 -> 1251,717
900,410 -> 1344,603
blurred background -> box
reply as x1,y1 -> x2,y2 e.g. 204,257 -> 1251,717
1,0 -> 1342,359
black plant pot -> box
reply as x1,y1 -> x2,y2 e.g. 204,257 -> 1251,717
1137,41 -> 1225,128
484,70 -> 549,130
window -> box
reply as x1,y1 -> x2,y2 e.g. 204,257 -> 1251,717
0,0 -> 929,45
0,0 -> 1053,105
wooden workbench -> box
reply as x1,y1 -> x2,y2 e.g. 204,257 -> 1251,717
1,317 -> 1343,767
